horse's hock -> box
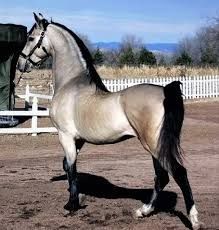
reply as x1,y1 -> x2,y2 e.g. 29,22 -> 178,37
0,24 -> 27,126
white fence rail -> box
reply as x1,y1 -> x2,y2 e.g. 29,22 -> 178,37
0,96 -> 56,136
17,84 -> 52,109
0,75 -> 218,135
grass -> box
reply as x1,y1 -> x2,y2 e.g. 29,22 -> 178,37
96,65 -> 219,79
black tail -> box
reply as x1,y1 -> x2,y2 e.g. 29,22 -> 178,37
157,81 -> 184,172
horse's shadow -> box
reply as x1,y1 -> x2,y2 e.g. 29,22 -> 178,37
51,172 -> 192,229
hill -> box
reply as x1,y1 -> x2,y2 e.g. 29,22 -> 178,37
93,42 -> 178,53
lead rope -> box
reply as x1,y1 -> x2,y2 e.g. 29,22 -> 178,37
15,58 -> 29,87
11,59 -> 26,125
15,71 -> 24,87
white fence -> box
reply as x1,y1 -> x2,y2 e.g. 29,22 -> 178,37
0,85 -> 55,136
103,75 -> 219,99
0,75 -> 218,135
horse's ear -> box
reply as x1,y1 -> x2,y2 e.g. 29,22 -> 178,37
39,13 -> 44,20
33,12 -> 40,26
33,12 -> 48,30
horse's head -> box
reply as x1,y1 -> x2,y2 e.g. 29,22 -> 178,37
17,13 -> 51,72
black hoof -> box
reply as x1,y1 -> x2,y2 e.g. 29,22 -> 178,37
64,200 -> 79,211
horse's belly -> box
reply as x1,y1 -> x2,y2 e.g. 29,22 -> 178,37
81,126 -> 135,144
77,112 -> 136,144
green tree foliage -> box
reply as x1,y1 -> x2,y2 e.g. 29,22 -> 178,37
118,34 -> 144,66
119,46 -> 136,66
137,47 -> 156,65
93,48 -> 104,65
175,51 -> 192,65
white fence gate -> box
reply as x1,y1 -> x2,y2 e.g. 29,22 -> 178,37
0,75 -> 218,135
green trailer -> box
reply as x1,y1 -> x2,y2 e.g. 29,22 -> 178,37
0,24 -> 27,127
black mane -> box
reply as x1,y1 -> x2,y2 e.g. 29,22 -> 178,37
51,22 -> 109,92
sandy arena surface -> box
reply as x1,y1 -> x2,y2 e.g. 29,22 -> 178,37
0,101 -> 218,230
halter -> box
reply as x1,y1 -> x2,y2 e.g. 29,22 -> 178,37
20,31 -> 50,67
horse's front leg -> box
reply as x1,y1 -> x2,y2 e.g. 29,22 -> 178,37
63,139 -> 85,173
59,131 -> 80,212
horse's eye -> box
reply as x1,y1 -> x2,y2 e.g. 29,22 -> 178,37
28,37 -> 34,41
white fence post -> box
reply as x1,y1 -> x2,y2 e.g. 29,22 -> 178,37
31,96 -> 38,136
25,84 -> 30,110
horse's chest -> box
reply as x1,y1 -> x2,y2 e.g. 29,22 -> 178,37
50,98 -> 79,136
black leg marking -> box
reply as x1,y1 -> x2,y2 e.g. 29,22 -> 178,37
171,162 -> 194,215
150,157 -> 170,206
64,162 -> 79,211
75,139 -> 85,152
63,139 -> 85,212
63,139 -> 84,172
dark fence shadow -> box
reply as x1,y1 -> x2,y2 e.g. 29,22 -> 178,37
51,172 -> 192,229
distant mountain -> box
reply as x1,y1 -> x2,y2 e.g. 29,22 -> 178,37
93,42 -> 120,50
144,43 -> 178,53
93,42 -> 178,53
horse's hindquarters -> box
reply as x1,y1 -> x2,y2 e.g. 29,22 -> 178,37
120,84 -> 165,154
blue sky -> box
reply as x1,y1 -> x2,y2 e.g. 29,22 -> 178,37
1,0 -> 218,43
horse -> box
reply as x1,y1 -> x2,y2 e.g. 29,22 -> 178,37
17,13 -> 200,229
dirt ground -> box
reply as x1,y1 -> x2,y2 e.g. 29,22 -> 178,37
0,101 -> 218,230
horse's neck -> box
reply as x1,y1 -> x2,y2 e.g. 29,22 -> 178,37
48,25 -> 88,92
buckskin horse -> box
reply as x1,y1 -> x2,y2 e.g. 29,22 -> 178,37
17,13 -> 200,229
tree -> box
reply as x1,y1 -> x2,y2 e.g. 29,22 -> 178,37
119,46 -> 136,66
120,34 -> 143,52
137,47 -> 156,65
103,49 -> 120,66
200,49 -> 217,65
93,48 -> 104,65
118,34 -> 143,66
156,54 -> 167,66
174,16 -> 219,66
175,51 -> 192,65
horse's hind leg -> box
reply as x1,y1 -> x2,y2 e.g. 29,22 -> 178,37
136,156 -> 169,217
170,160 -> 200,229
